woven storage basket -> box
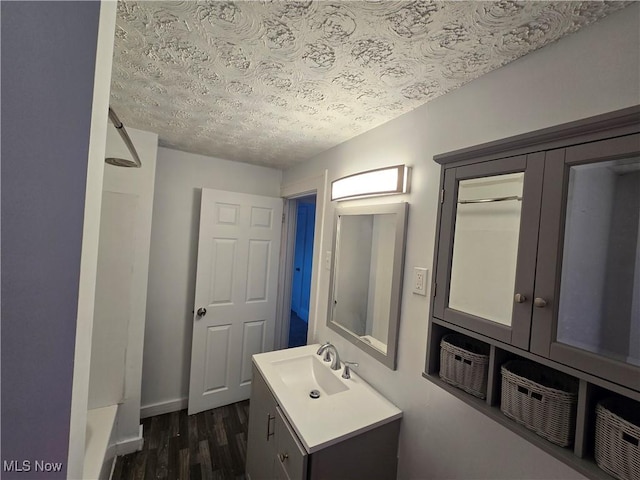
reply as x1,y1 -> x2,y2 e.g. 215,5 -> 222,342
439,334 -> 489,399
500,360 -> 578,447
595,397 -> 640,480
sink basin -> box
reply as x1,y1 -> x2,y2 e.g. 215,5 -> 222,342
253,345 -> 402,453
272,355 -> 349,396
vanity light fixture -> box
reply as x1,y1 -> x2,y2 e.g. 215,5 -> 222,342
331,164 -> 411,201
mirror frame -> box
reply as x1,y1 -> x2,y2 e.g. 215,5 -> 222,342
327,202 -> 409,369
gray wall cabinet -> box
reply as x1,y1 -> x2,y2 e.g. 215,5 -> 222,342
425,106 -> 640,480
246,365 -> 401,480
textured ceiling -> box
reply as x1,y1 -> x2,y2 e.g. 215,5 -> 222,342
110,1 -> 628,169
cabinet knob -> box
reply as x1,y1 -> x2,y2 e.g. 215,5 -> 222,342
534,297 -> 548,308
514,293 -> 527,304
278,453 -> 289,463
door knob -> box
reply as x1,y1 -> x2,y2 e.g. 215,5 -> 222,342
534,298 -> 548,308
196,307 -> 207,317
514,293 -> 527,304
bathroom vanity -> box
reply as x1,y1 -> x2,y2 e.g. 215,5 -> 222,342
245,345 -> 402,480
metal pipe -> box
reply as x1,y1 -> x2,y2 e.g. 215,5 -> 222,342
106,107 -> 142,168
458,195 -> 522,205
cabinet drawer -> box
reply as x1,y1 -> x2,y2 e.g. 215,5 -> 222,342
275,406 -> 307,480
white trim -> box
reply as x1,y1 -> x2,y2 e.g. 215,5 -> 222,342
107,455 -> 117,480
140,397 -> 188,419
280,173 -> 325,199
67,2 -> 117,478
278,171 -> 328,345
114,425 -> 144,456
275,200 -> 298,349
83,405 -> 118,480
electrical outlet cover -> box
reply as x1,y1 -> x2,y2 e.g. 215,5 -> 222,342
413,267 -> 428,296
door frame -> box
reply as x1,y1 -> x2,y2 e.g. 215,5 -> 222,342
68,2 -> 118,477
291,200 -> 315,322
275,171 -> 328,350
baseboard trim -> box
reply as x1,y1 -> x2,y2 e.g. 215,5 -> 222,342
140,397 -> 188,419
114,425 -> 144,456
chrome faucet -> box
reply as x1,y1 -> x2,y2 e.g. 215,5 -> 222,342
316,342 -> 341,370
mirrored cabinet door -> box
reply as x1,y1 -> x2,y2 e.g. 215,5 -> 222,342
449,172 -> 524,327
531,133 -> 640,391
434,153 -> 544,348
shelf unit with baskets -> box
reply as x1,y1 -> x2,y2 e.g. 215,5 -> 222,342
424,106 -> 640,480
425,321 -> 640,480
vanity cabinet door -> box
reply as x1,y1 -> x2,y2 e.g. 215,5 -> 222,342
246,366 -> 278,480
433,153 -> 544,349
274,406 -> 308,480
530,133 -> 640,391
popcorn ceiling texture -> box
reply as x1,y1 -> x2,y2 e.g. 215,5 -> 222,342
110,1 -> 628,169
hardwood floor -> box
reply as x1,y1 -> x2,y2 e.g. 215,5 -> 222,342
112,400 -> 250,480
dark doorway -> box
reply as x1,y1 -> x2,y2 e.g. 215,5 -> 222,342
288,195 -> 316,348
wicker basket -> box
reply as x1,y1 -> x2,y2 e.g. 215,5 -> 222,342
595,397 -> 640,480
439,334 -> 489,399
500,360 -> 578,447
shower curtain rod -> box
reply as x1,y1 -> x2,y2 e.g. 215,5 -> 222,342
108,107 -> 142,168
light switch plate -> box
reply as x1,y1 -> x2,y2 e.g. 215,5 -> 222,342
413,267 -> 428,296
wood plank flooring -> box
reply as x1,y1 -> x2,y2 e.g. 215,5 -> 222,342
112,400 -> 250,480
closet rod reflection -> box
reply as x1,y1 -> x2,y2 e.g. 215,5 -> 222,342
458,195 -> 522,204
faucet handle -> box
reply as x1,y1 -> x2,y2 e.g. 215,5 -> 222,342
342,361 -> 359,379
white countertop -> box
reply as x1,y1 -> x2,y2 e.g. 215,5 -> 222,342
252,344 -> 402,454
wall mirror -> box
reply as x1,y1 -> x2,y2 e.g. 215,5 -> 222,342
328,202 -> 408,369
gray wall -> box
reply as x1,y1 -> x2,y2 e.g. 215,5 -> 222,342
1,2 -> 100,478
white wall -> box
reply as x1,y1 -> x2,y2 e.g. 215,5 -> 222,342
88,125 -> 158,452
282,5 -> 640,479
142,149 -> 282,415
631,198 -> 640,363
335,215 -> 373,335
558,167 -> 615,352
68,2 -> 116,477
367,214 -> 395,344
89,192 -> 136,408
602,171 -> 640,363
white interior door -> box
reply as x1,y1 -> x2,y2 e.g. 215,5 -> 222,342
188,188 -> 283,414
